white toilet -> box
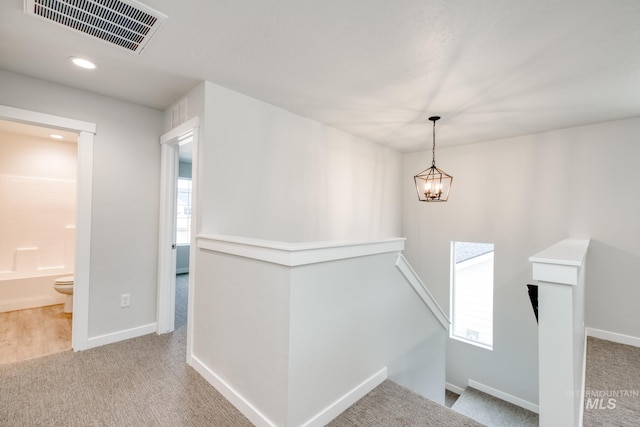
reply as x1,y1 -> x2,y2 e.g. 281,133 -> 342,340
53,276 -> 74,313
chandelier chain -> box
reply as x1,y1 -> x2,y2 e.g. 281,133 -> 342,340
432,119 -> 436,167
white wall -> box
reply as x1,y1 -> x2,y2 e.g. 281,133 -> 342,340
0,131 -> 76,273
191,237 -> 445,426
193,249 -> 291,426
190,82 -> 402,242
0,70 -> 164,338
289,252 -> 445,426
402,116 -> 640,405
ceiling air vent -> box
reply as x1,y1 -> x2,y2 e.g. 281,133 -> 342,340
24,0 -> 167,54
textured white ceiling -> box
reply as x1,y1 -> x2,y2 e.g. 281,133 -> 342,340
1,0 -> 640,152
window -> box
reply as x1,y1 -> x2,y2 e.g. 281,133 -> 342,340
451,241 -> 494,349
176,178 -> 192,245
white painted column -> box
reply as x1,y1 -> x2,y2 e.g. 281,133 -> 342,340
530,239 -> 590,427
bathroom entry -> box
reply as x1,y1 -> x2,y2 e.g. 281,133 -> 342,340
0,119 -> 78,364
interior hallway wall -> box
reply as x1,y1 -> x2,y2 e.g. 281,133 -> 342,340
402,116 -> 640,405
0,70 -> 165,338
168,81 -> 402,243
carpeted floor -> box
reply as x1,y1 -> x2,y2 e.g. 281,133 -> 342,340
3,283 -> 638,426
0,325 -> 253,426
0,282 -> 482,427
329,380 -> 484,427
583,337 -> 640,426
175,273 -> 188,329
451,387 -> 537,426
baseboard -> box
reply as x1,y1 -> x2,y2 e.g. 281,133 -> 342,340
86,323 -> 157,349
189,354 -> 386,427
301,367 -> 387,427
586,327 -> 640,348
445,382 -> 465,395
189,355 -> 277,427
468,379 -> 539,414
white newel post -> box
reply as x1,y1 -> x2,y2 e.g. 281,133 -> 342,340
529,239 -> 590,427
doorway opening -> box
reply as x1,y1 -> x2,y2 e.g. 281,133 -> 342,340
174,139 -> 192,329
157,117 -> 199,360
0,104 -> 96,352
0,120 -> 78,363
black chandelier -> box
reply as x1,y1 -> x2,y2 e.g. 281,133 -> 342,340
413,116 -> 453,202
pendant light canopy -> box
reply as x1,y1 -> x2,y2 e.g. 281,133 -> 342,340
414,116 -> 453,202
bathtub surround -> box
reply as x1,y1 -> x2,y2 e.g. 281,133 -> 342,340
0,128 -> 77,313
0,131 -> 77,272
0,274 -> 71,314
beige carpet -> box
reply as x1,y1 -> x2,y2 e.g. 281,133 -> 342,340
1,324 -> 484,426
451,387 -> 537,426
0,327 -> 252,426
583,337 -> 640,426
329,380 -> 484,427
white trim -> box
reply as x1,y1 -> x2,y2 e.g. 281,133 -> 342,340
0,105 -> 96,133
157,118 -> 200,336
467,379 -> 539,414
0,105 -> 95,352
301,367 -> 388,427
529,239 -> 590,267
72,130 -> 93,351
86,323 -> 157,349
185,126 -> 200,363
446,382 -> 465,396
530,239 -> 590,286
395,254 -> 450,330
197,234 -> 405,267
160,117 -> 199,144
586,327 -> 640,348
189,354 -> 386,427
156,141 -> 178,334
189,355 -> 278,427
449,334 -> 493,351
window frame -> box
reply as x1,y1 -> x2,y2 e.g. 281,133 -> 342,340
450,241 -> 495,351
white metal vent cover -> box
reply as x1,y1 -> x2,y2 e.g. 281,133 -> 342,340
24,0 -> 167,54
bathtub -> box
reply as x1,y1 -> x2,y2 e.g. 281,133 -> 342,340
0,270 -> 72,313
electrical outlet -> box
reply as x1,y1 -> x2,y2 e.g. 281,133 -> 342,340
120,293 -> 131,308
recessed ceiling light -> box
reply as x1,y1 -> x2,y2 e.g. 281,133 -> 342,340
70,57 -> 97,70
50,134 -> 64,140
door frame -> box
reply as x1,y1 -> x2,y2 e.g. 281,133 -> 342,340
0,105 -> 95,351
157,117 -> 199,353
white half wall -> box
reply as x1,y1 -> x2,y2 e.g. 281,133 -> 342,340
191,236 -> 446,426
289,251 -> 446,426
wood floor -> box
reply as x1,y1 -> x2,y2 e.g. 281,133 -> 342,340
0,304 -> 71,365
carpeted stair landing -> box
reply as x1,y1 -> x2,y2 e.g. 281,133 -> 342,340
451,387 -> 538,426
329,380 -> 484,426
